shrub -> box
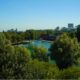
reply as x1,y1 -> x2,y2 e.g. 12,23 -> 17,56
56,66 -> 80,79
25,59 -> 59,79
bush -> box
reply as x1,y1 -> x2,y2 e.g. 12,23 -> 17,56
28,45 -> 49,62
0,44 -> 31,79
56,66 -> 80,79
25,59 -> 59,79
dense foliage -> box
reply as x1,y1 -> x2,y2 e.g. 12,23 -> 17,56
0,26 -> 80,79
50,33 -> 80,69
28,45 -> 49,62
76,25 -> 80,42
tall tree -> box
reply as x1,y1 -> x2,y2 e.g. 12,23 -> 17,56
49,33 -> 80,69
76,25 -> 80,42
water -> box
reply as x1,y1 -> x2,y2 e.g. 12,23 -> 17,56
19,40 -> 55,64
31,40 -> 51,49
20,40 -> 52,50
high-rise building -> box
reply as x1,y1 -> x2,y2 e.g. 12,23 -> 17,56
68,23 -> 74,29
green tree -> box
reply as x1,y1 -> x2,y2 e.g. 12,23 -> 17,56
0,33 -> 7,49
31,46 -> 48,62
0,33 -> 15,78
76,25 -> 80,42
3,32 -> 11,41
0,33 -> 31,78
26,59 -> 59,79
49,33 -> 80,69
12,46 -> 31,78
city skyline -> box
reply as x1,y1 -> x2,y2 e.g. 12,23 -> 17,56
0,0 -> 80,31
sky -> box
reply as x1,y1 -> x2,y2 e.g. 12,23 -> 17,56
0,0 -> 80,31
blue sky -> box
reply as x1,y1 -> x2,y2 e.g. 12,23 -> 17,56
0,0 -> 80,31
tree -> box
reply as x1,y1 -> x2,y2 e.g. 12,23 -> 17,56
0,33 -> 15,78
0,33 -> 7,49
0,33 -> 31,78
12,46 -> 31,78
26,59 -> 59,79
3,32 -> 11,41
31,46 -> 49,62
49,33 -> 80,69
76,25 -> 80,42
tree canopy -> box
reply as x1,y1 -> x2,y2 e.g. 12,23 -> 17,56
49,33 -> 80,69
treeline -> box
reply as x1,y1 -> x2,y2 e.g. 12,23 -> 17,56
2,27 -> 61,44
2,25 -> 80,44
0,25 -> 80,79
3,29 -> 55,44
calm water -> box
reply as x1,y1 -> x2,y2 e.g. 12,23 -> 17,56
31,40 -> 52,49
20,40 -> 52,50
20,40 -> 55,63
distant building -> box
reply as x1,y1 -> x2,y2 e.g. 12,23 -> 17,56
68,23 -> 74,30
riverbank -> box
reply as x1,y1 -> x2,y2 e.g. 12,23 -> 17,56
12,39 -> 53,45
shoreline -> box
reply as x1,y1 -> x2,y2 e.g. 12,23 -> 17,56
12,39 -> 53,45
